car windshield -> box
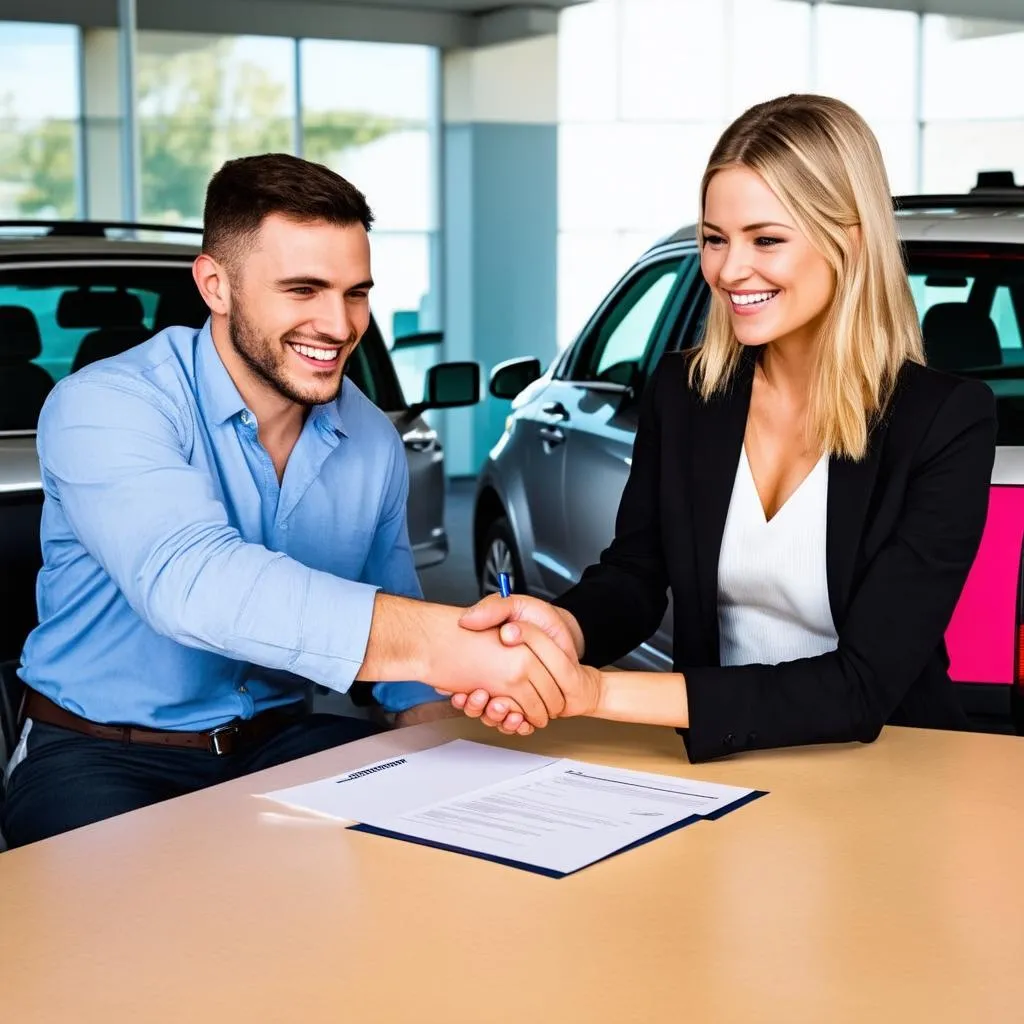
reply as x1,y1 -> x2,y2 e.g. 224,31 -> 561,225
906,244 -> 1024,444
0,261 -> 405,431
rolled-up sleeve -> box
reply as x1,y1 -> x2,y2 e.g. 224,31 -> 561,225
38,375 -> 379,693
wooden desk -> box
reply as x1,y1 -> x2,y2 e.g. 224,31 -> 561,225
2,719 -> 1023,1023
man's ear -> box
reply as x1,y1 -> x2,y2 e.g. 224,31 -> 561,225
192,253 -> 231,316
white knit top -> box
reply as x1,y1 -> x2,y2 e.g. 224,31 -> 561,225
717,447 -> 839,667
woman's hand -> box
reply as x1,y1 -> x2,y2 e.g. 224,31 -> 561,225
442,621 -> 602,736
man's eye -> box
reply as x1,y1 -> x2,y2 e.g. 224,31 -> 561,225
290,287 -> 314,296
348,291 -> 368,300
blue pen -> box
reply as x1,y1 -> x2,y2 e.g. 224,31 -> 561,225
497,572 -> 512,598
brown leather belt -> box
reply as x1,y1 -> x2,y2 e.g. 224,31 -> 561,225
23,689 -> 303,756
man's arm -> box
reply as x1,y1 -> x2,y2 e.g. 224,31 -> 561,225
41,376 -> 561,724
39,376 -> 381,693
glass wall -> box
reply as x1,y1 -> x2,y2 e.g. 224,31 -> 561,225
0,22 -> 81,218
557,0 -> 1024,350
0,22 -> 439,371
136,32 -> 296,225
299,40 -> 439,356
921,17 -> 1024,193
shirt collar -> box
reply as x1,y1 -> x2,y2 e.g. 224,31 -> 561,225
316,382 -> 349,439
196,320 -> 247,426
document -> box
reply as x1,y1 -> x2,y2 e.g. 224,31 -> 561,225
262,740 -> 765,878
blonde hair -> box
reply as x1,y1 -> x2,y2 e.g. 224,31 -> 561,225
691,93 -> 923,461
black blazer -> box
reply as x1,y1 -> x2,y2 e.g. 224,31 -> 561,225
556,348 -> 997,762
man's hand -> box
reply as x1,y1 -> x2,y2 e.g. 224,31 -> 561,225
393,700 -> 463,728
447,622 -> 603,736
448,596 -> 586,733
359,595 -> 565,728
458,594 -> 584,659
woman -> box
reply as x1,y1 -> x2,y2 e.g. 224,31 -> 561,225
448,93 -> 997,762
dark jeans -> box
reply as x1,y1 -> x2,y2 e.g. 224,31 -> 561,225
1,713 -> 383,849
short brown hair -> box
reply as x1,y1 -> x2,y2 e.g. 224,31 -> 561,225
202,153 -> 374,269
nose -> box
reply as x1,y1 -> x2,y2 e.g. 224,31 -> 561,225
313,292 -> 352,342
717,241 -> 753,288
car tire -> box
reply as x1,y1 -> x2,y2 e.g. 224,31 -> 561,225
479,517 -> 526,598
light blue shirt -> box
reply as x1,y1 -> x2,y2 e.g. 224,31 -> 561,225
19,321 -> 443,729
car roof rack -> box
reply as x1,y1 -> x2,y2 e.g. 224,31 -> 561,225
894,191 -> 1024,211
0,219 -> 203,238
894,170 -> 1024,211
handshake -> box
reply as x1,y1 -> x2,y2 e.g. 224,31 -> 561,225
434,593 -> 601,737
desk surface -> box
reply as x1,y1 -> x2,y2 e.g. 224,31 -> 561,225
2,718 -> 1023,1023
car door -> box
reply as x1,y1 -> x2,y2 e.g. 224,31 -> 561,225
551,251 -> 702,666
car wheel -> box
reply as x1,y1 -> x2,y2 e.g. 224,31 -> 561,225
479,517 -> 525,598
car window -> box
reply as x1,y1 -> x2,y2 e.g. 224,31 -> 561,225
0,263 -> 209,386
567,258 -> 692,386
907,253 -> 1024,368
344,315 -> 405,412
906,246 -> 1024,444
0,261 -> 406,431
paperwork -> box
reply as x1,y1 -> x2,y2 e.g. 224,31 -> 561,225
263,739 -> 765,877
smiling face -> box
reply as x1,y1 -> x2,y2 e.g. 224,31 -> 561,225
224,213 -> 373,407
700,166 -> 835,352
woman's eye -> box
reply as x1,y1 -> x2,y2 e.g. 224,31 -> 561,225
702,234 -> 726,247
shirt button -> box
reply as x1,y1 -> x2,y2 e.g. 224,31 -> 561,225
241,411 -> 254,426
238,685 -> 248,694
723,732 -> 735,748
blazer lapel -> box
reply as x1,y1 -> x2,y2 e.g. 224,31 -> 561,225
690,349 -> 755,662
826,426 -> 885,627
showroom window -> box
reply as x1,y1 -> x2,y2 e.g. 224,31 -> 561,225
300,38 -> 440,405
921,16 -> 1024,193
136,32 -> 296,225
0,22 -> 82,219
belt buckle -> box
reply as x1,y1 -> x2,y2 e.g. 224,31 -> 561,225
208,723 -> 240,756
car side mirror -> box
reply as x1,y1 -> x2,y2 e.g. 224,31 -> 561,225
402,361 -> 481,423
391,330 -> 444,351
489,356 -> 542,400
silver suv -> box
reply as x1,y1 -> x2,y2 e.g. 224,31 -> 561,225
474,176 -> 1024,723
0,220 -> 479,661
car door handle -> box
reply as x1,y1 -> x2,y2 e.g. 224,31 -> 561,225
541,401 -> 569,421
538,425 -> 566,446
401,426 -> 438,452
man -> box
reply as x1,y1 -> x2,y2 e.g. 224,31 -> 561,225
1,154 -> 563,849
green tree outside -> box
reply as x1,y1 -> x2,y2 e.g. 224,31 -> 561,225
0,37 -> 401,223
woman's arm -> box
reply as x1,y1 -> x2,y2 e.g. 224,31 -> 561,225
466,378 -> 995,762
594,670 -> 690,728
677,377 -> 996,761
